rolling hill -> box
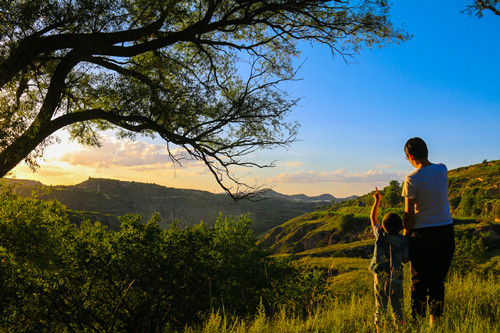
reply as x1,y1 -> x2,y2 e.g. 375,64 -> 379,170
258,160 -> 500,261
0,177 -> 348,235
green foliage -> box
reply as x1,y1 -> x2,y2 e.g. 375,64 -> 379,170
448,160 -> 500,219
450,233 -> 489,277
338,213 -> 368,234
272,269 -> 330,318
0,191 -> 299,331
338,213 -> 356,233
382,180 -> 403,207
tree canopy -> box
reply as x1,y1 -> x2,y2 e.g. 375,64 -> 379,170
0,188 -> 300,330
0,0 -> 409,198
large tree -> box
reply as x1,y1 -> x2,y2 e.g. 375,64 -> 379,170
0,0 -> 408,198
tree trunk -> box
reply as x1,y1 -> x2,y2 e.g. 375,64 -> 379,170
0,119 -> 58,177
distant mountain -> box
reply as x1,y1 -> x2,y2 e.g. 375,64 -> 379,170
0,177 -> 351,235
260,189 -> 353,203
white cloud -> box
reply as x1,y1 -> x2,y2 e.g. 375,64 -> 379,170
270,169 -> 405,185
377,163 -> 396,169
284,161 -> 304,166
60,138 -> 198,169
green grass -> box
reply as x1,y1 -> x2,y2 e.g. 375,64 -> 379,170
297,239 -> 373,257
483,254 -> 500,272
180,271 -> 499,333
294,257 -> 370,272
336,206 -> 371,215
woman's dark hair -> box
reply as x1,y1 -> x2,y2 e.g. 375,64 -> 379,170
382,213 -> 403,235
405,137 -> 428,159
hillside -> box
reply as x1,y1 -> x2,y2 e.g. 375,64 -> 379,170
448,160 -> 500,219
0,177 -> 344,235
259,160 -> 500,259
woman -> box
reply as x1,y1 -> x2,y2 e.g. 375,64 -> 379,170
401,137 -> 455,326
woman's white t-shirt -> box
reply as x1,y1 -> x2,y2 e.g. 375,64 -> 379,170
401,163 -> 453,229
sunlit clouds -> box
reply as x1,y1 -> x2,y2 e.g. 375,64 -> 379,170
377,164 -> 396,169
268,169 -> 405,185
10,130 -> 407,197
9,129 -> 412,197
60,139 -> 198,169
284,161 -> 304,166
11,132 -> 215,191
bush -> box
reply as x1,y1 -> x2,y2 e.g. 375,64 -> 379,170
450,233 -> 488,277
0,191 -> 297,331
337,214 -> 369,234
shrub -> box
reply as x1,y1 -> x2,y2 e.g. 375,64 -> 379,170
0,191 -> 297,331
338,214 -> 369,234
450,233 -> 488,277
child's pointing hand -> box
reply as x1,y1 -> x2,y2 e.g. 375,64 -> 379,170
373,187 -> 382,202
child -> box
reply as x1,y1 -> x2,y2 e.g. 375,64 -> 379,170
368,187 -> 409,332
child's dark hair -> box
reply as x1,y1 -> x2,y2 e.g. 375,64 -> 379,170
404,137 -> 428,159
382,213 -> 403,235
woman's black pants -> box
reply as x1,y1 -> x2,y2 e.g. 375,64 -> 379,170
409,223 -> 455,318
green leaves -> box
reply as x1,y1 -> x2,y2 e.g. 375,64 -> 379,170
450,233 -> 489,278
0,191 -> 295,330
0,0 -> 409,197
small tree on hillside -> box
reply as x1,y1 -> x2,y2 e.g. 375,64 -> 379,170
382,180 -> 402,208
0,0 -> 409,198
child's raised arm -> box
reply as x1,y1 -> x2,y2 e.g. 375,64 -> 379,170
371,187 -> 382,229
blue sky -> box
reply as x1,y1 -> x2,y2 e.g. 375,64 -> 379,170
264,0 -> 500,196
12,0 -> 500,198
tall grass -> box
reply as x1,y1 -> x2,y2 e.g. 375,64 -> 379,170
181,272 -> 499,333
